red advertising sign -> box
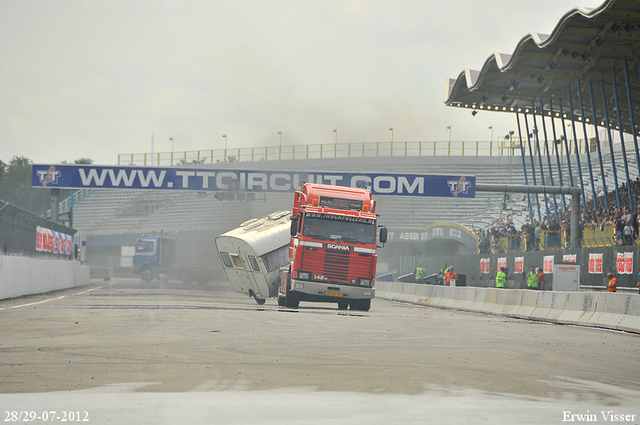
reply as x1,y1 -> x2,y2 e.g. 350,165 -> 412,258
543,255 -> 554,274
588,253 -> 603,274
514,257 -> 524,274
480,258 -> 490,274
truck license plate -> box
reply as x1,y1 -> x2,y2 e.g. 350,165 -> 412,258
325,291 -> 342,297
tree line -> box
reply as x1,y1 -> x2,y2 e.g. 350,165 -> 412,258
0,156 -> 93,216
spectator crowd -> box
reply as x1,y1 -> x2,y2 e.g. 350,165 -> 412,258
472,177 -> 640,253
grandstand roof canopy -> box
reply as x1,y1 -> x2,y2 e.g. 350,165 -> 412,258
445,0 -> 640,136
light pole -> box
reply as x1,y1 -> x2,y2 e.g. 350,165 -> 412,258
222,134 -> 227,162
488,126 -> 493,142
389,127 -> 394,143
169,137 -> 174,165
278,131 -> 282,160
333,129 -> 337,157
446,126 -> 451,142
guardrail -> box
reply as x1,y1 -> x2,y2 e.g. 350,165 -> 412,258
117,138 -> 594,166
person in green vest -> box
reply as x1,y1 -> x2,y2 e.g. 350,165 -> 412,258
438,263 -> 449,285
415,265 -> 426,283
527,267 -> 538,289
496,267 -> 507,288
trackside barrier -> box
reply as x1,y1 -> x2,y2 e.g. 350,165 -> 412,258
592,293 -> 629,330
514,290 -> 539,320
0,255 -> 90,300
618,296 -> 640,333
375,281 -> 640,333
529,291 -> 554,322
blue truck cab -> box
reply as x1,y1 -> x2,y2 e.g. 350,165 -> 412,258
132,236 -> 176,281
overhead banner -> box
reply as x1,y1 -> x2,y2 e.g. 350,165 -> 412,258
32,164 -> 476,198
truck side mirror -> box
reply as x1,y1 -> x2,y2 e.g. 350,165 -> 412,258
379,226 -> 387,244
290,215 -> 299,237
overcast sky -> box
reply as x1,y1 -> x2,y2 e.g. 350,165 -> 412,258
0,0 -> 605,165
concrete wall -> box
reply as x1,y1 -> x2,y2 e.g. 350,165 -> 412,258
376,281 -> 640,333
0,255 -> 90,300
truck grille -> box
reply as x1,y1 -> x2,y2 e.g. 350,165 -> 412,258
300,247 -> 373,284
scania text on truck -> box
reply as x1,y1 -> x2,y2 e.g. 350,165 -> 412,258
215,211 -> 292,304
279,183 -> 386,311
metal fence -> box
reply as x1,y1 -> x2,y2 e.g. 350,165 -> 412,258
117,138 -> 595,166
0,199 -> 76,258
398,245 -> 640,290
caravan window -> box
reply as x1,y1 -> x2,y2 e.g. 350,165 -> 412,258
220,252 -> 233,268
230,254 -> 244,269
248,255 -> 260,272
261,245 -> 290,272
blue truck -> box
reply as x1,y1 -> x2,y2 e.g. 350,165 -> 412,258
132,232 -> 214,284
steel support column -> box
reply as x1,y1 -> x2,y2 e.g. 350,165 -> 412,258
576,79 -> 598,211
523,112 -> 543,222
567,86 -> 589,213
515,112 -> 534,224
549,100 -> 568,215
530,103 -> 550,220
558,99 -> 575,188
599,80 -> 621,209
625,57 -> 640,189
588,80 -> 609,210
611,67 -> 634,209
539,98 -> 559,219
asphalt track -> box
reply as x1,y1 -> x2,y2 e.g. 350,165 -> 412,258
0,278 -> 639,424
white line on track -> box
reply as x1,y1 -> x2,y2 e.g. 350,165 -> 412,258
0,286 -> 106,311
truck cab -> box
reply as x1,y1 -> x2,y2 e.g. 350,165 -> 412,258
279,183 -> 386,311
132,236 -> 175,281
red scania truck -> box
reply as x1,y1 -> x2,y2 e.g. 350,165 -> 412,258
278,183 -> 387,311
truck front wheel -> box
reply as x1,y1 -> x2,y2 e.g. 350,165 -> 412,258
141,267 -> 153,282
285,292 -> 299,308
284,274 -> 299,308
350,299 -> 371,311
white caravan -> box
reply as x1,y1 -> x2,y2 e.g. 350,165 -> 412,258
215,211 -> 292,304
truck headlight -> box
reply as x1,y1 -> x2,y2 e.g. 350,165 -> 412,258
297,271 -> 310,280
358,278 -> 372,287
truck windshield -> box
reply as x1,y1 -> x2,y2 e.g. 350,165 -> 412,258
135,240 -> 155,254
302,213 -> 375,244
